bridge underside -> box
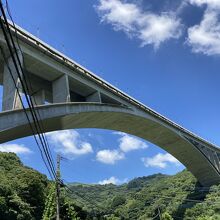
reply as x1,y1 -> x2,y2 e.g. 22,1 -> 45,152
0,102 -> 219,187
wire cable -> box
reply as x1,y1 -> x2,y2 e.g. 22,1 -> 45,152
0,1 -> 56,179
0,17 -> 56,178
0,44 -> 54,180
4,0 -> 56,174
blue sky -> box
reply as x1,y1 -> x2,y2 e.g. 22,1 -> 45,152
1,0 -> 220,184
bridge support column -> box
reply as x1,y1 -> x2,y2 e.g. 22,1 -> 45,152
86,91 -> 101,103
32,90 -> 45,105
2,52 -> 23,111
52,74 -> 70,103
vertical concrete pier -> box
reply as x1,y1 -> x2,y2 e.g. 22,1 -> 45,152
86,91 -> 101,103
2,51 -> 23,111
32,90 -> 45,105
52,74 -> 70,103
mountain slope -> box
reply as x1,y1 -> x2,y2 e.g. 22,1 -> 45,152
0,152 -> 220,219
68,171 -> 220,219
0,152 -> 49,220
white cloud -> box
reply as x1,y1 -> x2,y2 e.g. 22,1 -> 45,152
96,149 -> 124,164
96,0 -> 182,49
0,144 -> 32,154
47,130 -> 93,157
98,176 -> 128,185
138,13 -> 182,48
189,0 -> 220,8
187,0 -> 220,55
187,10 -> 220,55
96,133 -> 147,165
115,132 -> 148,153
142,153 -> 180,168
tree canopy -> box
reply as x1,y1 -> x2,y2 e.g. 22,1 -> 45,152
0,152 -> 220,219
0,152 -> 48,220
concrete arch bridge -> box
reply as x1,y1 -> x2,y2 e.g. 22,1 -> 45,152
0,22 -> 219,186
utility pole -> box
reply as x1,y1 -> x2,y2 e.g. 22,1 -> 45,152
56,154 -> 61,220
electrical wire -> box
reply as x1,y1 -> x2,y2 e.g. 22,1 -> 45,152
61,179 -> 220,220
4,0 -> 56,174
0,1 -> 56,179
0,18 -> 56,178
61,180 -> 106,211
154,194 -> 220,204
0,45 -> 54,180
0,22 -> 56,179
63,181 -> 190,219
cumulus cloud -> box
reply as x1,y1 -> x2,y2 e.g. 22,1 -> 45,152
47,130 -> 93,157
115,132 -> 148,153
98,176 -> 128,185
96,0 -> 182,49
0,143 -> 32,154
96,132 -> 148,165
96,149 -> 124,164
189,0 -> 220,8
188,11 -> 220,55
187,0 -> 220,55
142,153 -> 180,168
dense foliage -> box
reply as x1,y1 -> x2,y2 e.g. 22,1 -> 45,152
68,171 -> 220,219
1,152 -> 220,219
0,152 -> 48,220
43,183 -> 89,220
0,152 -> 89,220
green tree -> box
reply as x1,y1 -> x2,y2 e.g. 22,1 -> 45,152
43,183 -> 81,220
42,184 -> 56,220
162,212 -> 173,220
0,152 -> 49,220
111,195 -> 126,208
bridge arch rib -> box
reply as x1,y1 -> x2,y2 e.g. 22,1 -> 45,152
0,102 -> 220,186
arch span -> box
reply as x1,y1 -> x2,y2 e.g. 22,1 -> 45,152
0,102 -> 219,186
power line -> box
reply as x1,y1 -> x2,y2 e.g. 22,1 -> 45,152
0,3 -> 105,217
0,18 -> 56,177
4,0 -> 56,175
0,41 -> 55,180
154,194 -> 220,204
62,181 -> 106,211
0,40 -> 56,179
0,1 -> 56,179
0,25 -> 55,179
63,182 -> 190,220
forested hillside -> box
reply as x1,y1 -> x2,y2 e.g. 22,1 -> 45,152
0,152 -> 220,219
0,152 -> 85,220
68,171 -> 220,219
0,152 -> 49,219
